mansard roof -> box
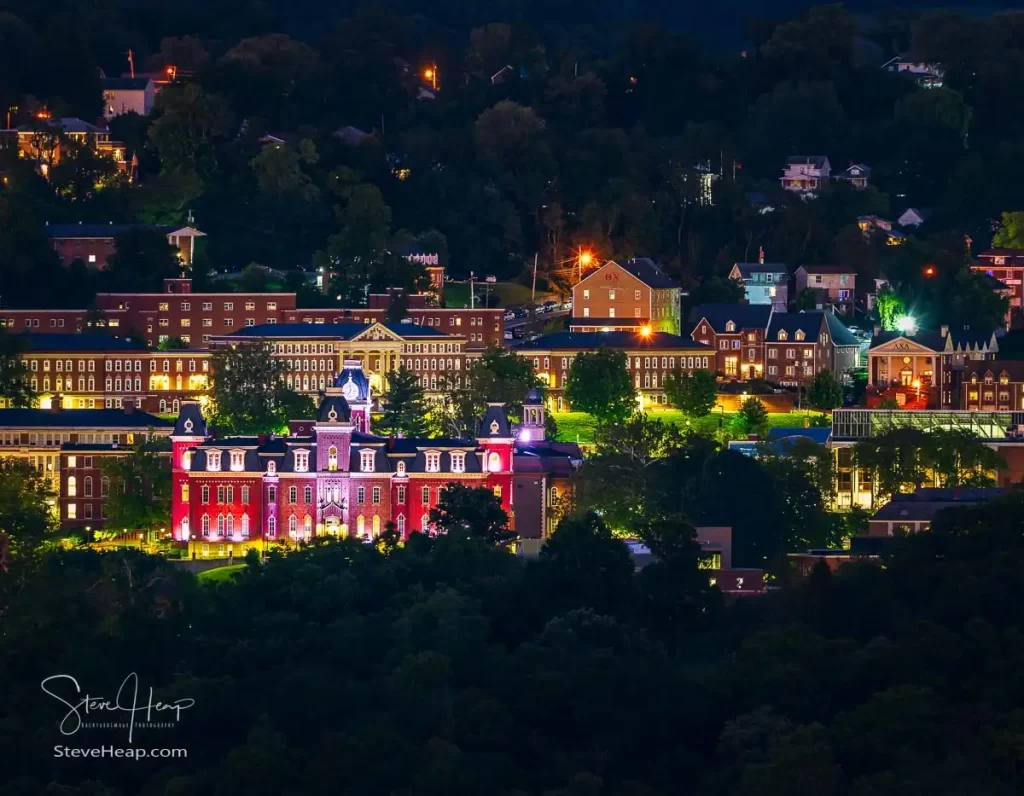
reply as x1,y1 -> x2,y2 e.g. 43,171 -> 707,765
173,401 -> 208,437
479,404 -> 512,438
317,394 -> 352,424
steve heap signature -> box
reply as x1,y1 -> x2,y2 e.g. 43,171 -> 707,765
41,673 -> 194,743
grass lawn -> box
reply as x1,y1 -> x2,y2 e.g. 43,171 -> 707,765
445,281 -> 556,309
553,410 -> 829,445
197,564 -> 246,584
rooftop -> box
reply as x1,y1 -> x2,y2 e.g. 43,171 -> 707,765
225,322 -> 451,340
732,262 -> 788,277
620,257 -> 679,290
101,77 -> 152,91
19,333 -> 147,352
689,303 -> 773,334
518,330 -> 710,351
796,264 -> 856,275
45,222 -> 185,239
0,409 -> 172,429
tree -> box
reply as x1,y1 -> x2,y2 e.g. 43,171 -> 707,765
249,139 -> 319,201
378,365 -> 428,437
0,331 -> 34,407
806,369 -> 843,411
793,288 -> 818,311
664,368 -> 717,418
105,228 -> 182,292
429,483 -> 513,546
148,83 -> 233,179
0,459 -> 57,555
99,438 -> 172,542
210,341 -> 295,434
992,211 -> 1024,249
876,286 -> 906,331
736,396 -> 769,437
157,336 -> 189,351
565,349 -> 634,425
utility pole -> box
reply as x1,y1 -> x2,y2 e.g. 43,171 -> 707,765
469,272 -> 475,310
531,252 -> 538,303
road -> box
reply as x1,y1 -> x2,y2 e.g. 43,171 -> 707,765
504,308 -> 570,329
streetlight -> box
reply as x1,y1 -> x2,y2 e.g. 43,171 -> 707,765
424,65 -> 437,91
576,247 -> 594,282
639,325 -> 652,337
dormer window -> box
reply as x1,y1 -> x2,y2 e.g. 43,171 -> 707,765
396,461 -> 407,475
294,450 -> 309,472
971,374 -> 978,384
984,372 -> 994,384
725,321 -> 736,332
425,451 -> 440,473
230,450 -> 245,471
360,450 -> 375,473
1000,372 -> 1010,386
267,460 -> 276,475
451,452 -> 466,473
777,330 -> 788,341
207,451 -> 222,471
795,330 -> 805,341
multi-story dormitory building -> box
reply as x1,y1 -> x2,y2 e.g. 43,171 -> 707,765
0,278 -> 504,351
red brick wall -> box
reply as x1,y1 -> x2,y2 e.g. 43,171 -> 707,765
52,237 -> 118,267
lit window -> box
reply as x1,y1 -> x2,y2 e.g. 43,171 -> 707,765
451,452 -> 466,473
360,450 -> 375,473
328,446 -> 338,471
425,452 -> 440,472
67,503 -> 77,519
396,461 -> 406,475
487,451 -> 501,472
67,476 -> 77,497
294,451 -> 309,472
230,451 -> 245,471
207,451 -> 222,471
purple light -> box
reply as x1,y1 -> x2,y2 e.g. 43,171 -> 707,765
520,429 -> 532,442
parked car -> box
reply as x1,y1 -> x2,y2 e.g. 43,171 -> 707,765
562,300 -> 573,311
503,330 -> 513,340
504,310 -> 516,321
512,326 -> 526,339
542,300 -> 559,312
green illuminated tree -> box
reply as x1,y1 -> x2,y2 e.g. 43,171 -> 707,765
992,211 -> 1024,249
806,369 -> 844,411
736,396 -> 769,437
565,349 -> 634,425
876,286 -> 905,331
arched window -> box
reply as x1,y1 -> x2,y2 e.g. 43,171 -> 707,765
216,514 -> 225,535
421,513 -> 431,532
181,516 -> 189,539
288,486 -> 297,503
226,514 -> 234,535
201,514 -> 210,536
240,514 -> 249,537
303,515 -> 312,535
101,476 -> 110,496
304,486 -> 313,503
372,515 -> 380,537
328,446 -> 338,471
67,476 -> 77,497
487,451 -> 501,472
83,476 -> 93,497
172,399 -> 180,413
183,450 -> 192,470
159,399 -> 167,413
397,515 -> 406,534
356,515 -> 365,536
267,515 -> 276,537
397,461 -> 406,475
267,460 -> 276,475
288,514 -> 297,535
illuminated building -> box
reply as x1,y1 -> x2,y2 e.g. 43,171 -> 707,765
571,258 -> 682,335
171,368 -> 580,556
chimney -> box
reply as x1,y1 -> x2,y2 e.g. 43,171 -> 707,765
873,324 -> 881,336
49,395 -> 63,413
941,324 -> 949,338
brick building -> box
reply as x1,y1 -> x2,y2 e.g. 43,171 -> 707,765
0,278 -> 501,351
689,304 -> 774,380
171,368 -> 581,555
11,333 -> 211,415
0,406 -> 172,530
764,312 -> 861,386
45,224 -> 205,268
959,361 -> 1024,411
210,321 -> 470,400
973,249 -> 1024,319
571,258 -> 682,335
516,330 -> 712,411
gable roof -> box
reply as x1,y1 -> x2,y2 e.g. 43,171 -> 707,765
977,249 -> 1024,260
962,360 -> 1024,382
688,303 -> 772,334
44,223 -> 185,239
822,313 -> 862,347
796,264 -> 856,275
838,163 -> 871,177
731,262 -> 788,278
518,331 -> 710,352
785,155 -> 829,168
620,257 -> 679,289
765,312 -> 860,347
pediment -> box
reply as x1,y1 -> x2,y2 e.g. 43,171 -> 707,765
351,322 -> 404,343
870,337 -> 940,355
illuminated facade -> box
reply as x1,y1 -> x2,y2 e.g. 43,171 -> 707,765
171,369 -> 581,556
571,259 -> 682,335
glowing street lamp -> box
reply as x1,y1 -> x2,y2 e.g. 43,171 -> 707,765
576,247 -> 595,282
423,65 -> 437,91
896,315 -> 917,334
639,325 -> 652,337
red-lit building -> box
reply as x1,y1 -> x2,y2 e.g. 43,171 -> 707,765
973,249 -> 1024,318
45,224 -> 205,268
171,366 -> 581,556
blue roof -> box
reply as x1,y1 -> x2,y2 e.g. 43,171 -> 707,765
519,331 -> 710,351
226,323 -> 450,339
766,427 -> 832,445
0,409 -> 172,428
689,303 -> 773,333
20,333 -> 147,352
45,223 -> 178,239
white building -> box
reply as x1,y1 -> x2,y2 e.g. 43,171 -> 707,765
102,77 -> 156,119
